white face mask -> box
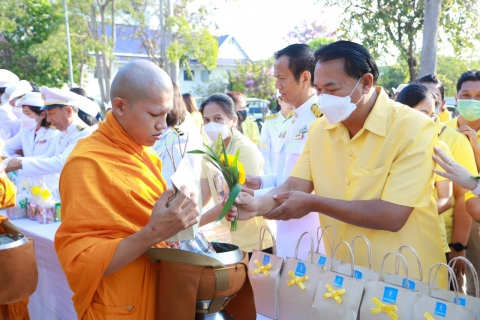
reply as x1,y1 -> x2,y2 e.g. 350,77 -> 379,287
318,77 -> 365,124
204,122 -> 231,143
21,115 -> 38,131
11,106 -> 24,119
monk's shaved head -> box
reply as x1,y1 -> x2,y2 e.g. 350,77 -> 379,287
110,60 -> 173,105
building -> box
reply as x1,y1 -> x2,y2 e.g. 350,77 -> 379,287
83,25 -> 250,101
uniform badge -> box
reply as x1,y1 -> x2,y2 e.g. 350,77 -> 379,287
265,113 -> 279,120
76,124 -> 86,131
311,103 -> 323,118
281,131 -> 287,138
294,125 -> 308,140
37,139 -> 47,145
284,110 -> 294,121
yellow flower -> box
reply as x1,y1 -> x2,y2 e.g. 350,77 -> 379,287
220,154 -> 246,185
31,185 -> 41,196
40,189 -> 51,201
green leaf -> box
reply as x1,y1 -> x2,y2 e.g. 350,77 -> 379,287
216,183 -> 243,222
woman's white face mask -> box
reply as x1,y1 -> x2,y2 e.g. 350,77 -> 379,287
203,122 -> 231,143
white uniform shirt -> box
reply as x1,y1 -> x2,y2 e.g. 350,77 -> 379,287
0,103 -> 22,139
255,94 -> 323,260
259,112 -> 285,175
152,113 -> 203,187
20,117 -> 92,177
5,126 -> 59,157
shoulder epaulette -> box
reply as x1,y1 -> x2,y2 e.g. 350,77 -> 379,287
172,126 -> 184,136
265,113 -> 279,120
76,124 -> 86,131
311,103 -> 323,118
285,110 -> 294,120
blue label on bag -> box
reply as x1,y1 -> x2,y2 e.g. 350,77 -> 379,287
401,278 -> 416,290
333,275 -> 344,288
454,297 -> 466,307
434,301 -> 447,317
295,262 -> 306,277
353,269 -> 363,279
382,286 -> 398,304
263,255 -> 270,265
317,256 -> 327,267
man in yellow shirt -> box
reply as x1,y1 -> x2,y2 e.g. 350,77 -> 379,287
233,40 -> 446,284
417,74 -> 478,282
444,69 -> 480,296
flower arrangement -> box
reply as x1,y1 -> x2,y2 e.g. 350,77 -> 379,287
190,138 -> 246,231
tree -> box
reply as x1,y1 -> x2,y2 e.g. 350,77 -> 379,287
192,74 -> 229,98
325,0 -> 480,82
376,63 -> 409,95
307,37 -> 335,51
228,59 -> 277,106
284,20 -> 331,44
125,0 -> 219,84
419,0 -> 443,76
0,0 -> 67,87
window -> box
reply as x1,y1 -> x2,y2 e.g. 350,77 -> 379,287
201,70 -> 210,82
183,70 -> 194,81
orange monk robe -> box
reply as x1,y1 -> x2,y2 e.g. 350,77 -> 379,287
55,111 -> 168,319
0,175 -> 16,210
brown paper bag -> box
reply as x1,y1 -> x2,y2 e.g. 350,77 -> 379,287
278,232 -> 322,320
337,235 -> 379,282
310,241 -> 366,320
411,262 -> 475,319
383,245 -> 429,295
249,226 -> 284,319
431,256 -> 480,319
306,225 -> 341,270
359,251 -> 419,319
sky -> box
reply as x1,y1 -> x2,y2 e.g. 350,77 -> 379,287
209,0 -> 342,60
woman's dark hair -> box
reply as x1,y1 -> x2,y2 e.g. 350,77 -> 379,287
23,105 -> 50,128
182,93 -> 199,113
314,40 -> 379,84
200,93 -> 237,119
456,70 -> 480,92
166,82 -> 187,127
274,44 -> 315,86
395,84 -> 435,108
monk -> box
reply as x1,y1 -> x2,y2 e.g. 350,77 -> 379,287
0,170 -> 30,320
54,60 -> 200,319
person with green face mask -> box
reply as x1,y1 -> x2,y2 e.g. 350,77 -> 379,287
444,69 -> 480,297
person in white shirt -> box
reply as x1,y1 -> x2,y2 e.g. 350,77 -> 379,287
4,92 -> 59,157
245,44 -> 323,259
4,87 -> 92,177
0,70 -> 22,139
259,96 -> 294,175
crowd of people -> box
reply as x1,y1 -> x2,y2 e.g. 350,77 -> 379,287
2,39 -> 480,319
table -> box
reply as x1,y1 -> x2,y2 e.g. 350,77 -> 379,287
1,212 -> 77,320
2,213 -> 272,319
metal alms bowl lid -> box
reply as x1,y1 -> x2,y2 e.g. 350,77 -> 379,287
0,233 -> 28,250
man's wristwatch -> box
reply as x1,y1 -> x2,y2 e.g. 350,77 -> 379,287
449,242 -> 468,252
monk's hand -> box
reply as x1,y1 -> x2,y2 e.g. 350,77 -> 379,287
147,186 -> 199,242
232,192 -> 258,220
265,191 -> 313,220
244,175 -> 262,190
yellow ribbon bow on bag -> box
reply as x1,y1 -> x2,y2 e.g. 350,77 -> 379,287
287,270 -> 308,290
424,312 -> 436,320
323,283 -> 346,304
252,259 -> 272,276
371,297 -> 399,320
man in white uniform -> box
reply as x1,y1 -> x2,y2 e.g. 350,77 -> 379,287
246,44 -> 323,259
0,69 -> 21,139
4,87 -> 93,177
259,96 -> 294,175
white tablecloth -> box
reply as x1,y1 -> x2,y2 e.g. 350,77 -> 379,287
1,213 -> 77,320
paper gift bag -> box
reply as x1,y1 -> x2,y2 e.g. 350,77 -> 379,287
337,235 -> 379,282
249,226 -> 284,319
359,251 -> 419,319
311,241 -> 366,320
306,225 -> 341,270
383,245 -> 429,295
431,256 -> 480,319
411,262 -> 475,319
278,232 -> 322,320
